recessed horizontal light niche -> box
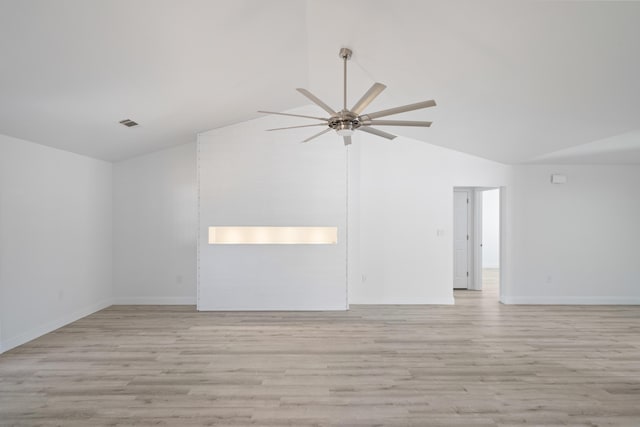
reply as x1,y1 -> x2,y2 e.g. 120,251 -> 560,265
208,226 -> 338,245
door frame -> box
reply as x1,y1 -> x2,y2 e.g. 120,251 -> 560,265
472,189 -> 483,291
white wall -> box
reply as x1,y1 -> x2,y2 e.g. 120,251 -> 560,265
506,164 -> 640,304
197,109 -> 348,310
352,135 -> 511,304
0,134 -> 112,353
482,188 -> 500,268
113,143 -> 197,304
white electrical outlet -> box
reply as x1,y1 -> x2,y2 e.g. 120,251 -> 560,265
551,174 -> 567,184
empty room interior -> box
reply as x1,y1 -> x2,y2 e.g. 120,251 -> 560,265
1,1 -> 640,425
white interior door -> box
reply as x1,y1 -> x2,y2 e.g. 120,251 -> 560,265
454,190 -> 470,289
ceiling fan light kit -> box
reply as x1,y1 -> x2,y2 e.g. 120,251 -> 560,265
259,47 -> 436,145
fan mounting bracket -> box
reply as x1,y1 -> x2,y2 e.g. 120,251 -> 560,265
339,48 -> 352,60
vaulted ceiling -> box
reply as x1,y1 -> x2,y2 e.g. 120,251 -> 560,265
1,0 -> 639,163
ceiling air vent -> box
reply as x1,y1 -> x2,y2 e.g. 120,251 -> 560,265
119,119 -> 138,127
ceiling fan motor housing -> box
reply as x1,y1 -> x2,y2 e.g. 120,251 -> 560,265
329,111 -> 361,136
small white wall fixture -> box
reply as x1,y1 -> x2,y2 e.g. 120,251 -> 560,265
208,226 -> 337,245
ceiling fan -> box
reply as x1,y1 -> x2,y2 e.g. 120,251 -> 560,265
259,48 -> 436,145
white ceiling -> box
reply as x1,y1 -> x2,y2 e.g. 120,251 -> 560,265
0,0 -> 309,161
1,0 -> 639,164
526,130 -> 640,164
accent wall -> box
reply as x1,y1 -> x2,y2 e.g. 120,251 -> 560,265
197,109 -> 349,310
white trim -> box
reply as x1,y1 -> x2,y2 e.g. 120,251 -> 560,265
199,306 -> 348,311
0,298 -> 113,354
472,190 -> 483,290
501,296 -> 640,305
113,296 -> 196,305
499,186 -> 507,303
196,138 -> 201,309
345,143 -> 350,310
467,191 -> 475,289
351,297 -> 455,305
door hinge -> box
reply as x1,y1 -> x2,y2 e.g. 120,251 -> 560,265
466,271 -> 469,277
466,234 -> 469,241
467,198 -> 469,204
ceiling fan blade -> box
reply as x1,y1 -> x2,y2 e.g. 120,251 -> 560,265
258,111 -> 329,121
267,124 -> 327,131
296,88 -> 337,115
350,83 -> 387,115
343,135 -> 352,146
361,100 -> 436,120
358,126 -> 397,140
362,120 -> 432,127
302,128 -> 332,143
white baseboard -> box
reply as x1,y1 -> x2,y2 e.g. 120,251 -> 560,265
197,306 -> 348,311
113,296 -> 196,305
349,297 -> 455,305
501,296 -> 640,305
0,298 -> 113,354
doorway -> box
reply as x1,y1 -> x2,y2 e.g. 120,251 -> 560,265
453,187 -> 501,295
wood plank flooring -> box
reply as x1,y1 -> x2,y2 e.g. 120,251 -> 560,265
1,270 -> 640,426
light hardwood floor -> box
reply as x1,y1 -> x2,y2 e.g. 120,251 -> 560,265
1,270 -> 639,426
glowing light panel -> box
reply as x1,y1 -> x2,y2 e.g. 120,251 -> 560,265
208,226 -> 338,245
